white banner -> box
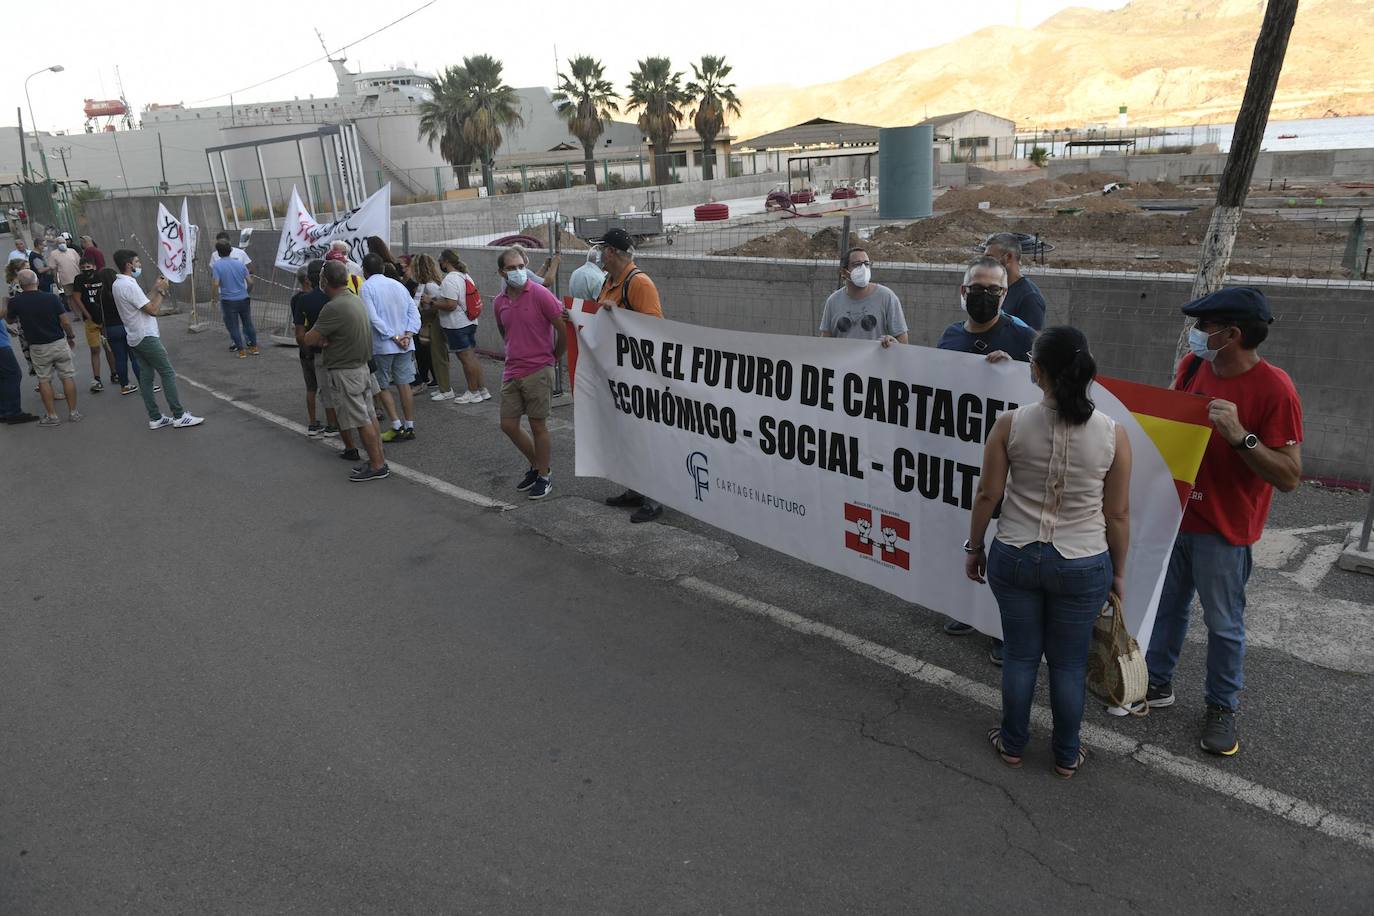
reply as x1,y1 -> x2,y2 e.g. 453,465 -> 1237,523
155,199 -> 193,282
274,183 -> 391,270
573,310 -> 1188,640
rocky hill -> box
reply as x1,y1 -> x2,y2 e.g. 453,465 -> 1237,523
732,0 -> 1373,141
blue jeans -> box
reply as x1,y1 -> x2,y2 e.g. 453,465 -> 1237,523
1145,532 -> 1252,711
0,345 -> 21,416
988,540 -> 1112,767
221,298 -> 257,350
104,325 -> 141,386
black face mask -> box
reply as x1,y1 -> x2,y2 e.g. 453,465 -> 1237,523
963,289 -> 1001,324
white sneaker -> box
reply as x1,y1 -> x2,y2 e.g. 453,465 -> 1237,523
454,391 -> 480,404
172,413 -> 205,428
430,390 -> 455,401
478,389 -> 492,401
149,415 -> 173,430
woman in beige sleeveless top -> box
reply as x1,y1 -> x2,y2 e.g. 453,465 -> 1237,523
965,326 -> 1132,778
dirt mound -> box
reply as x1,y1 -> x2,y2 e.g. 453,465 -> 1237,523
714,226 -> 829,259
1115,179 -> 1187,199
871,209 -> 1011,247
523,224 -> 588,251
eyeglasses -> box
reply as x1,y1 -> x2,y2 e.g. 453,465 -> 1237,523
966,285 -> 1005,296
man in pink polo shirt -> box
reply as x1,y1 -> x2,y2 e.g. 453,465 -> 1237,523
493,245 -> 566,500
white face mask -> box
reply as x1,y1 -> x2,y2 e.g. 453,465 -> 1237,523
504,267 -> 528,288
848,264 -> 871,288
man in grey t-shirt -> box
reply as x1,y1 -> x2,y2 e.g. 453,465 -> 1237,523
819,246 -> 908,346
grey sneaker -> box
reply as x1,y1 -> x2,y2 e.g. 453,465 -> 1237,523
349,464 -> 391,482
944,619 -> 975,635
38,415 -> 60,428
67,410 -> 84,422
307,422 -> 325,436
1105,682 -> 1174,717
1200,704 -> 1240,756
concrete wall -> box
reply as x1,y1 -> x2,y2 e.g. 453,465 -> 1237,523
404,243 -> 1372,482
387,171 -> 788,226
1046,147 -> 1374,185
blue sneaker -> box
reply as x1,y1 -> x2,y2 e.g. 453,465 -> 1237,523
516,467 -> 540,491
527,475 -> 552,500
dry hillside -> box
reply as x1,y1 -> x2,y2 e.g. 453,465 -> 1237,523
732,0 -> 1374,141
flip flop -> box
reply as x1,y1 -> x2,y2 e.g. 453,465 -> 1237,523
987,727 -> 1022,768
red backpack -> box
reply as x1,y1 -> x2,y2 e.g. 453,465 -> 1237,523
464,276 -> 483,321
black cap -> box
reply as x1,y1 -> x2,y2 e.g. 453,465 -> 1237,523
1180,286 -> 1272,324
597,227 -> 634,252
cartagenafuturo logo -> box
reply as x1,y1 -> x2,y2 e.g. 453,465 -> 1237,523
686,451 -> 709,501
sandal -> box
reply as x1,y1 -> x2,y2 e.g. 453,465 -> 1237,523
987,727 -> 1022,768
1054,747 -> 1089,779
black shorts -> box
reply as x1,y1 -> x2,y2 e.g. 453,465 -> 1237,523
299,351 -> 318,392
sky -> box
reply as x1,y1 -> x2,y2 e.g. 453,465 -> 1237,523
4,0 -> 1128,135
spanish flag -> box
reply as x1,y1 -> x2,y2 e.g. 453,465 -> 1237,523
1098,376 -> 1214,507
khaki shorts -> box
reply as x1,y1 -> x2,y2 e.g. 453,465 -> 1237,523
83,320 -> 104,349
31,339 -> 76,381
326,365 -> 380,431
500,365 -> 554,421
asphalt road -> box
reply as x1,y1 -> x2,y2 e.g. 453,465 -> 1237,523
3,327 -> 1373,914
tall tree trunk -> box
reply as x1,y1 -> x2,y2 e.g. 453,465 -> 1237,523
1175,0 -> 1298,371
701,138 -> 713,181
482,159 -> 495,196
455,166 -> 470,190
583,140 -> 597,186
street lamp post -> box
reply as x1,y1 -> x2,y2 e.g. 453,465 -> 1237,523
23,64 -> 64,182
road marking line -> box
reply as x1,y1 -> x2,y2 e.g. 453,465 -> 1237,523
178,375 -> 517,512
677,575 -> 1374,854
1283,542 -> 1344,591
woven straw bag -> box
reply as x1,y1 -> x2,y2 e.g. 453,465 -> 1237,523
1086,593 -> 1149,714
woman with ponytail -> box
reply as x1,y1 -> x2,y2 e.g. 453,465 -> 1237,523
965,326 -> 1133,778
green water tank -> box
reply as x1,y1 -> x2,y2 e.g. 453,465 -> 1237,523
878,125 -> 933,219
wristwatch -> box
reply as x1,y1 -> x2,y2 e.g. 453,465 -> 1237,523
1232,433 -> 1259,450
963,539 -> 985,553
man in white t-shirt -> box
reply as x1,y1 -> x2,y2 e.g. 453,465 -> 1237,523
111,248 -> 204,430
360,253 -> 420,441
436,249 -> 489,404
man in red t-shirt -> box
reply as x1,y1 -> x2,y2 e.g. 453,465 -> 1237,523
1115,287 -> 1302,758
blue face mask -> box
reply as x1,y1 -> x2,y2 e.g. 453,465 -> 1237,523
505,267 -> 527,288
132,267 -> 143,279
1187,326 -> 1227,362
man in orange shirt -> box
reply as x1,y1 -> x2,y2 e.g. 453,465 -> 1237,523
596,228 -> 665,522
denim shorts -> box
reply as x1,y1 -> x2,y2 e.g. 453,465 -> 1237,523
443,326 -> 477,353
373,350 -> 417,388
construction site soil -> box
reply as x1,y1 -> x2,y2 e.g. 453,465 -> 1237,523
713,175 -> 1361,280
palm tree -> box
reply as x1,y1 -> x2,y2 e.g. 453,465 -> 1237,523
458,54 -> 524,195
625,57 -> 689,186
418,65 -> 476,190
685,55 -> 742,182
552,55 -> 619,186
